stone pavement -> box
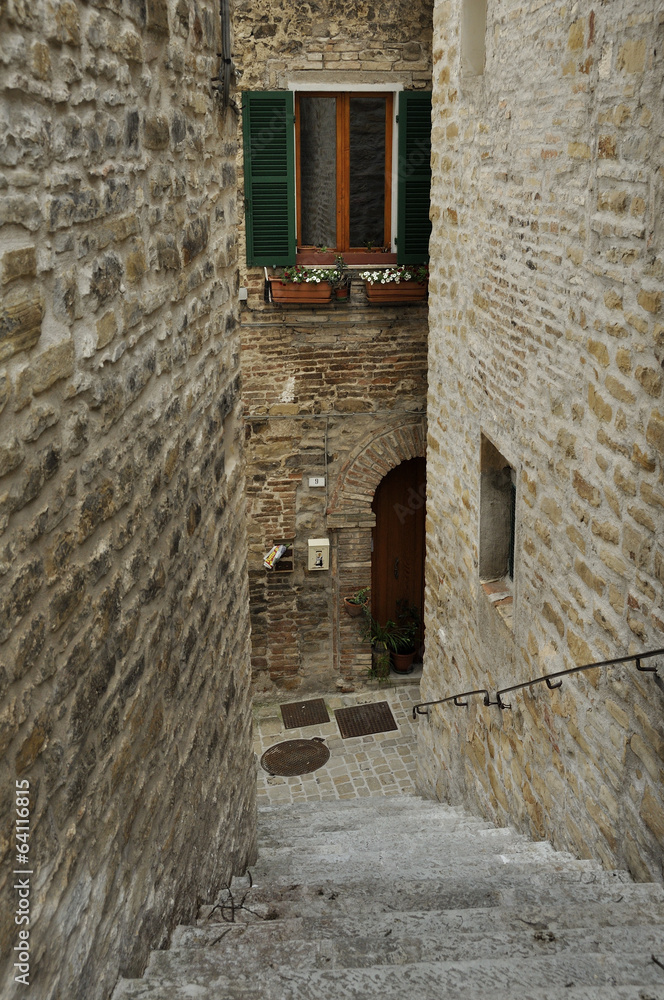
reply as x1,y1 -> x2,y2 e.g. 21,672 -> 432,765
252,681 -> 422,805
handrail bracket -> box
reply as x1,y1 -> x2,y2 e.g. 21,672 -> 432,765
636,656 -> 658,674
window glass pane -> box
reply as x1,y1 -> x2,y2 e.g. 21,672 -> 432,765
299,97 -> 336,247
349,97 -> 386,248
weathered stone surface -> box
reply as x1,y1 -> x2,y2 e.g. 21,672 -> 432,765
0,289 -> 43,360
181,216 -> 210,265
0,436 -> 24,477
0,3 -> 255,1000
143,113 -> 170,150
1,245 -> 36,285
15,339 -> 75,407
420,0 -> 664,892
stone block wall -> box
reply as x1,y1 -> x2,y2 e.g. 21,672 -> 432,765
233,0 -> 434,691
243,297 -> 428,693
421,0 -> 664,880
232,0 -> 434,293
234,0 -> 434,90
0,2 -> 256,998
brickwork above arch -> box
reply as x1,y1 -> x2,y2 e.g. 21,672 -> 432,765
327,418 -> 426,527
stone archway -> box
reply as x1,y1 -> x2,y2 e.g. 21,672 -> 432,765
327,418 -> 426,684
328,419 -> 426,524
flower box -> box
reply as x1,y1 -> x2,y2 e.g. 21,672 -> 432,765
359,265 -> 429,304
364,281 -> 428,303
269,278 -> 333,304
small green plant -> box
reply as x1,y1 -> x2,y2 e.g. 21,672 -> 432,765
346,586 -> 369,606
361,613 -> 392,680
368,649 -> 390,681
392,599 -> 421,653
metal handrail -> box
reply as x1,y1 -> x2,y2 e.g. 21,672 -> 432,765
413,689 -> 492,717
413,646 -> 664,718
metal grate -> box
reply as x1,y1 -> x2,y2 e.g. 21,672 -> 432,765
260,738 -> 330,777
280,698 -> 330,730
334,701 -> 398,740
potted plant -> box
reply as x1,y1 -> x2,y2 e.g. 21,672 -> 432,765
388,601 -> 421,673
268,265 -> 336,304
359,264 -> 429,303
343,586 -> 369,617
360,610 -> 393,681
331,255 -> 350,301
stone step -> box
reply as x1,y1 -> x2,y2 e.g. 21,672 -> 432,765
254,836 -> 571,866
257,794 -> 457,810
177,896 -> 664,949
155,922 -> 664,975
110,794 -> 664,1000
249,852 -> 603,887
198,875 -> 659,923
256,794 -> 452,820
257,820 -> 520,845
257,817 -> 522,844
112,952 -> 664,1000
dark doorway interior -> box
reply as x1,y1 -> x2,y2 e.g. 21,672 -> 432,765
371,457 -> 426,653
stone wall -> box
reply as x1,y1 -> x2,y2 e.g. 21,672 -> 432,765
234,0 -> 434,691
234,0 -> 434,91
0,2 -> 256,998
233,0 -> 434,293
421,0 -> 664,880
243,296 -> 427,693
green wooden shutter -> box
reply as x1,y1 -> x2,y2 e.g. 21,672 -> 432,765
242,92 -> 296,267
396,91 -> 432,265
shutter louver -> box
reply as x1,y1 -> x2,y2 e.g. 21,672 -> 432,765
397,92 -> 432,265
242,92 -> 296,267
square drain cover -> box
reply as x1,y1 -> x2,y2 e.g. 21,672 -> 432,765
334,701 -> 398,740
280,698 -> 330,729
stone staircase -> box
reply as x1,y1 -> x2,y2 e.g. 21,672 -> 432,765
112,795 -> 664,1000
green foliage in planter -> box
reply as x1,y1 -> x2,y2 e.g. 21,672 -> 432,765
346,586 -> 370,606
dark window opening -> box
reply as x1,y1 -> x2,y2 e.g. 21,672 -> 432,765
479,434 -> 516,584
296,92 -> 393,253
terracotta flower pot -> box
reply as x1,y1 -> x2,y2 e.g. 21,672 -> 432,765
391,650 -> 416,673
269,279 -> 333,304
343,597 -> 366,617
364,281 -> 427,303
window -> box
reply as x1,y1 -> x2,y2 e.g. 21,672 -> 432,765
461,0 -> 487,77
297,92 -> 393,253
242,90 -> 431,267
479,435 -> 516,583
479,435 -> 516,630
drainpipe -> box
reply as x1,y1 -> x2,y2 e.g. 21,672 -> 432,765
212,0 -> 234,108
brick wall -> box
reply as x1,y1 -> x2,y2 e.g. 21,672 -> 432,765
422,0 -> 664,880
235,0 -> 434,691
0,2 -> 256,997
243,297 -> 428,692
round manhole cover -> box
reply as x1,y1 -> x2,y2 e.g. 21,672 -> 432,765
260,737 -> 330,777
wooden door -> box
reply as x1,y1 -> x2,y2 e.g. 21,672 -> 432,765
371,458 -> 426,644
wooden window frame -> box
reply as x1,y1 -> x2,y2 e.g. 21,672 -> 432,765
295,92 -> 394,259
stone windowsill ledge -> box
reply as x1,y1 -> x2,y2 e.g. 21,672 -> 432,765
481,578 -> 514,631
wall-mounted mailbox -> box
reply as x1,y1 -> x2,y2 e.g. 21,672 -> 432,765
307,538 -> 330,571
264,540 -> 294,573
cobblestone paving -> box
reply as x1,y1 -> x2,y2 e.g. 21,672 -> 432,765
253,683 -> 422,805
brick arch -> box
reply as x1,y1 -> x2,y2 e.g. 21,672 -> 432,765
327,418 -> 426,523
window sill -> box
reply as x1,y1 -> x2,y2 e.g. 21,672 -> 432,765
296,251 -> 397,266
481,578 -> 513,631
